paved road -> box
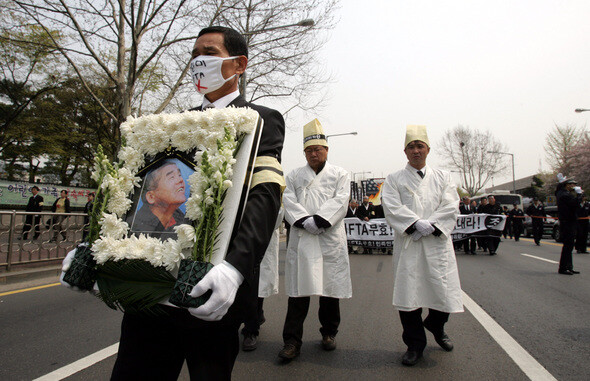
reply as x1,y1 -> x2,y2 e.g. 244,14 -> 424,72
1,236 -> 588,380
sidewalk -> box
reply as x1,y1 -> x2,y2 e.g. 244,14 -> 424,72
0,265 -> 61,293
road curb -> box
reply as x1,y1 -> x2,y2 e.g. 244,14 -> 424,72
0,265 -> 62,286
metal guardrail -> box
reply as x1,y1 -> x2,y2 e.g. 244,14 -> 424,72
0,210 -> 87,272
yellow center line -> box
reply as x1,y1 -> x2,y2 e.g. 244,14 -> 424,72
0,283 -> 61,297
518,238 -> 563,247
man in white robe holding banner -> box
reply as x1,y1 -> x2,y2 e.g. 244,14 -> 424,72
279,119 -> 352,360
381,125 -> 463,367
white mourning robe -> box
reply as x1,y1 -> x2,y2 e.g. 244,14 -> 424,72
381,163 -> 463,313
258,207 -> 284,298
283,162 -> 352,298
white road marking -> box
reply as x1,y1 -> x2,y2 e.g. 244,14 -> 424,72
520,253 -> 559,264
462,291 -> 557,381
33,343 -> 119,381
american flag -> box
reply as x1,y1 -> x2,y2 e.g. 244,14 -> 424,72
363,179 -> 383,198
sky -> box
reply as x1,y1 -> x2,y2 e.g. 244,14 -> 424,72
275,0 -> 590,189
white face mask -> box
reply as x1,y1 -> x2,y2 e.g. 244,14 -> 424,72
190,55 -> 238,95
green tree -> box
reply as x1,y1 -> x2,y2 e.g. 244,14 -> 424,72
521,175 -> 545,201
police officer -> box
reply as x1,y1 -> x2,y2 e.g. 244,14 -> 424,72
575,193 -> 589,254
510,203 -> 525,242
526,197 -> 546,246
556,175 -> 583,275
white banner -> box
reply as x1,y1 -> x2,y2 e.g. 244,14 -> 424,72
452,214 -> 506,242
344,214 -> 507,247
344,217 -> 394,248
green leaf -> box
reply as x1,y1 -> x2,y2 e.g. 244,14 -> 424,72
95,259 -> 176,315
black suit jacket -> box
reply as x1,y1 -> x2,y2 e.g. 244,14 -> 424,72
191,95 -> 285,325
26,194 -> 44,212
459,204 -> 475,215
357,203 -> 374,220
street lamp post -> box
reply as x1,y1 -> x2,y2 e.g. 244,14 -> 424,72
326,132 -> 358,140
459,141 -> 466,192
240,19 -> 315,96
487,151 -> 515,194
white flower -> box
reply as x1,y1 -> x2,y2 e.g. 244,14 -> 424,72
185,197 -> 203,221
117,167 -> 140,194
99,213 -> 129,239
107,189 -> 133,216
118,147 -> 144,172
174,224 -> 196,249
222,180 -> 232,190
101,173 -> 118,192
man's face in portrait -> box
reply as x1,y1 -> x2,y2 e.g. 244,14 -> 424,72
31,187 -> 38,196
404,140 -> 430,169
145,163 -> 187,208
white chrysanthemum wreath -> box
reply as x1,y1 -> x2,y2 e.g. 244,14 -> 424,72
87,108 -> 258,272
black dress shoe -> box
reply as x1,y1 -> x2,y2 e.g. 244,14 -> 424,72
424,322 -> 454,351
433,332 -> 454,351
558,269 -> 574,275
570,269 -> 580,274
242,334 -> 258,351
401,350 -> 423,366
278,343 -> 300,360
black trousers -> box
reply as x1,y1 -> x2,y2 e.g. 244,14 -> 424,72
111,308 -> 239,381
241,297 -> 265,336
575,221 -> 588,253
463,238 -> 476,253
532,220 -> 544,244
559,221 -> 577,272
399,308 -> 449,352
282,296 -> 340,347
487,236 -> 500,253
477,237 -> 487,250
22,214 -> 41,239
513,223 -> 522,241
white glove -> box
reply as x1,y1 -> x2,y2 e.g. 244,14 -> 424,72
574,186 -> 583,194
60,248 -> 83,292
411,230 -> 423,241
414,219 -> 435,236
302,217 -> 324,235
188,261 -> 244,321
